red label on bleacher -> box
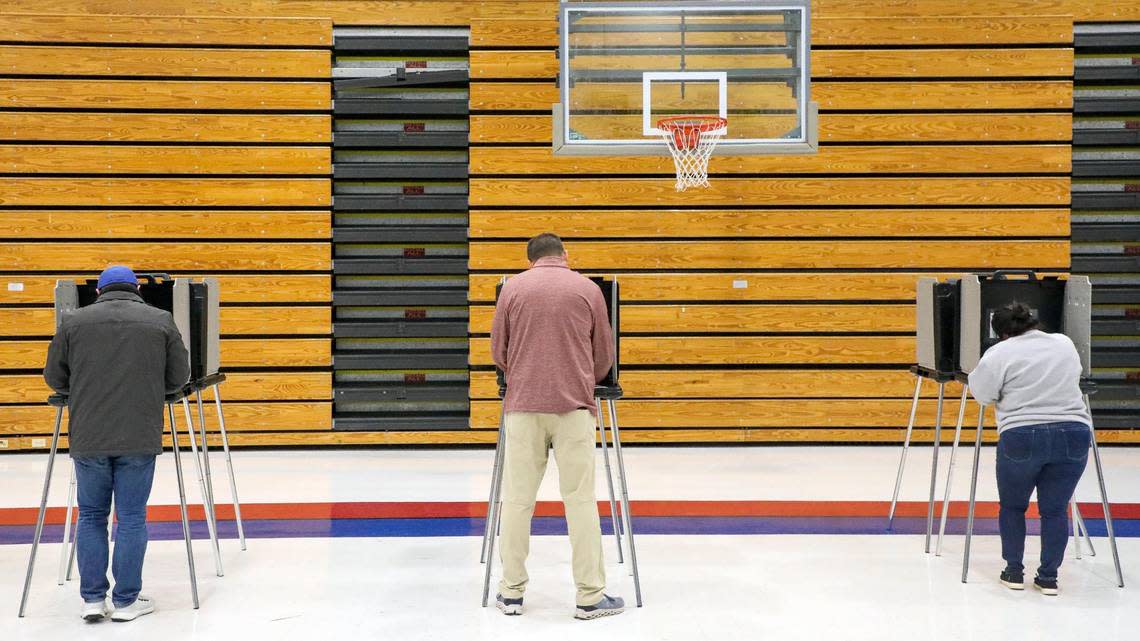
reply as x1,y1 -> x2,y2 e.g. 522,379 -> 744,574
404,123 -> 425,133
404,247 -> 426,258
405,309 -> 427,319
405,373 -> 427,384
1125,246 -> 1140,255
403,185 -> 425,195
407,61 -> 427,68
1125,309 -> 1140,319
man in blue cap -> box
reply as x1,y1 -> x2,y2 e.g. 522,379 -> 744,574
44,266 -> 190,623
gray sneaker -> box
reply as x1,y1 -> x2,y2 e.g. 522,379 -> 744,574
574,594 -> 625,620
495,594 -> 523,616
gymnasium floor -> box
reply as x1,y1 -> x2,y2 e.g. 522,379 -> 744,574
3,446 -> 1139,640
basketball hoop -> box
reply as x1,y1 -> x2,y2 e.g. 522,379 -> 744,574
657,116 -> 727,192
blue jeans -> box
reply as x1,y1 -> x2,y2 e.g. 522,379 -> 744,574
73,455 -> 156,607
996,423 -> 1090,580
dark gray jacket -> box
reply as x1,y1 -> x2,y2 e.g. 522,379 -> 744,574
43,289 -> 191,457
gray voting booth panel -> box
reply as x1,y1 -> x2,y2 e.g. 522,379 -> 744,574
915,277 -> 936,370
959,274 -> 1092,374
53,278 -> 192,356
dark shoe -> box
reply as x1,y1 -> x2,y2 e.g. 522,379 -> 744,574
495,594 -> 523,616
1000,569 -> 1025,590
1034,576 -> 1059,596
574,594 -> 625,620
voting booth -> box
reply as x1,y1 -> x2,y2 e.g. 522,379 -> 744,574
891,271 -> 1121,588
21,275 -> 244,618
482,275 -> 641,609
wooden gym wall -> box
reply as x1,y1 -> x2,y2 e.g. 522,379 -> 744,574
0,1 -> 1137,449
0,13 -> 335,451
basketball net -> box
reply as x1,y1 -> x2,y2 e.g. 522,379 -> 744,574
657,116 -> 727,192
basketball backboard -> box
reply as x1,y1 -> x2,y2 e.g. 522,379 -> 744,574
555,1 -> 816,155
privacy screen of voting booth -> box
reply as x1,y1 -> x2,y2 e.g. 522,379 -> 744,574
53,274 -> 221,381
958,271 -> 1092,376
494,275 -> 620,390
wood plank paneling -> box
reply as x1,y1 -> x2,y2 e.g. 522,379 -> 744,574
467,209 -> 1070,238
0,45 -> 330,78
0,242 -> 329,271
0,79 -> 330,111
471,336 -> 914,366
470,303 -> 915,334
0,13 -> 333,46
470,273 -> 949,303
0,146 -> 330,175
470,146 -> 1071,175
0,372 -> 332,404
474,48 -> 1073,79
0,304 -> 331,337
471,15 -> 1073,47
470,369 -> 956,399
0,178 -> 330,207
1,338 -> 330,369
469,399 -> 977,429
469,114 -> 1073,143
812,16 -> 1073,45
0,275 -> 330,304
471,81 -> 1072,111
0,402 -> 332,435
470,240 -> 1069,270
470,178 -> 1069,208
0,112 -> 332,143
0,211 -> 330,239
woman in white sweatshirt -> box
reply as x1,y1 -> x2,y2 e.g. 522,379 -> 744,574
967,302 -> 1092,597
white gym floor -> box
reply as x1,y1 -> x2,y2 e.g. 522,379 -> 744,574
3,446 -> 1139,640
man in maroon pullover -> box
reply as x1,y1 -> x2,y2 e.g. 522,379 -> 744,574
490,233 -> 623,619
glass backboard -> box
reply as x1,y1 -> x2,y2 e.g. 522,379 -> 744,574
556,1 -> 815,155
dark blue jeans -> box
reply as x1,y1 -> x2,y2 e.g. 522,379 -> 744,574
996,423 -> 1090,580
73,455 -> 156,607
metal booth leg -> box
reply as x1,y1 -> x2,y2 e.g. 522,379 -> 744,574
925,382 -> 946,553
936,386 -> 969,556
212,385 -> 246,551
480,405 -> 507,565
169,403 -> 200,609
1085,396 -> 1124,587
597,398 -> 624,563
1072,501 -> 1083,560
606,399 -> 643,607
183,398 -> 223,577
481,406 -> 507,605
961,404 -> 985,583
195,393 -> 218,528
1073,503 -> 1096,557
18,405 -> 65,618
888,375 -> 923,527
57,460 -> 76,585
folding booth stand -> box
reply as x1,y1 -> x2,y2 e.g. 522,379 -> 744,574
480,276 -> 642,608
953,274 -> 1123,586
19,392 -> 201,617
25,274 -> 248,614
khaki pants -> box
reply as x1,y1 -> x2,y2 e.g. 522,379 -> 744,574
497,410 -> 606,606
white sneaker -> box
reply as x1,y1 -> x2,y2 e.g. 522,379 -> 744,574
110,595 -> 156,622
81,599 -> 109,622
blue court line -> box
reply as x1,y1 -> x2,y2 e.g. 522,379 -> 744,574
3,516 -> 1139,545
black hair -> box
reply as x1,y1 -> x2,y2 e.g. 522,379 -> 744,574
527,232 -> 565,262
991,301 -> 1039,339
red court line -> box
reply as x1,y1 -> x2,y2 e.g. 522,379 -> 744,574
2,500 -> 1137,526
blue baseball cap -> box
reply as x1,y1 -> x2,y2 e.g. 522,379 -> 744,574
96,265 -> 138,290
